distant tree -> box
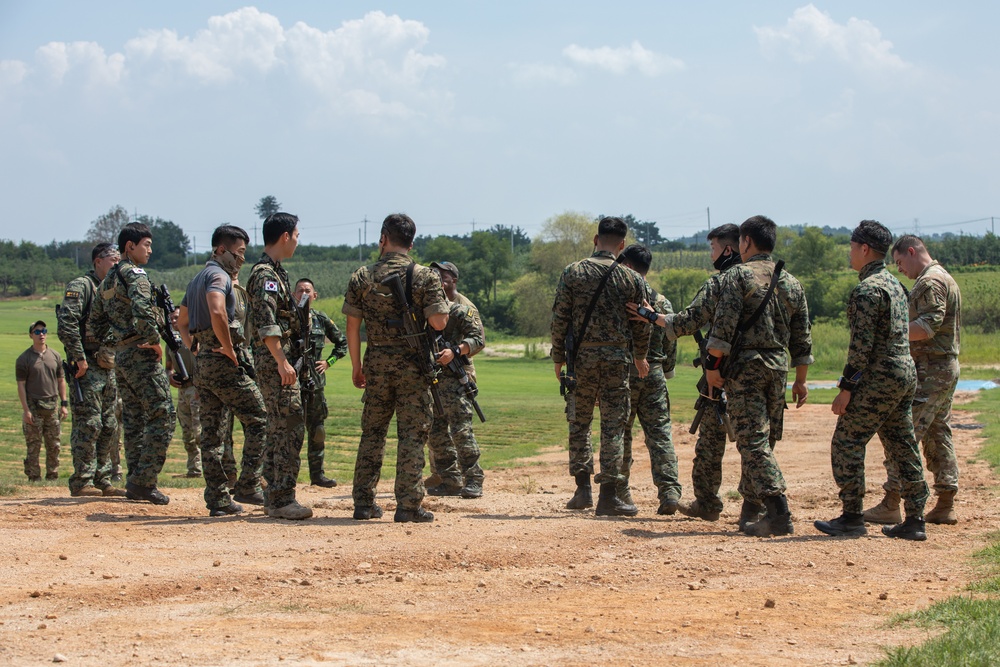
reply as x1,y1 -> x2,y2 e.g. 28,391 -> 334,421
618,214 -> 664,246
255,196 -> 281,220
530,211 -> 598,281
486,224 -> 531,253
422,236 -> 471,268
470,230 -> 512,302
86,205 -> 130,244
782,226 -> 844,277
137,215 -> 191,270
512,272 -> 554,337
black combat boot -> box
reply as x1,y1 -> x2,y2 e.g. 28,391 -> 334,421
565,472 -> 593,510
814,512 -> 867,537
678,499 -> 721,521
595,483 -> 639,517
353,503 -> 383,520
882,516 -> 927,541
738,500 -> 766,532
310,474 -> 338,488
657,497 -> 679,515
394,506 -> 434,523
744,494 -> 793,537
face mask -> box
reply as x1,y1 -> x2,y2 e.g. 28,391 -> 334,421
713,247 -> 739,272
218,250 -> 245,276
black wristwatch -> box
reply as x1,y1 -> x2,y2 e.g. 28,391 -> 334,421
60,400 -> 69,407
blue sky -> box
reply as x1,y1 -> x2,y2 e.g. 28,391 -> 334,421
1,2 -> 997,249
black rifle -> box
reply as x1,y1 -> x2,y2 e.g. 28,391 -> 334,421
434,335 -> 486,423
559,326 -> 577,422
154,284 -> 190,383
381,272 -> 445,417
689,329 -> 736,441
62,359 -> 84,405
293,292 -> 316,393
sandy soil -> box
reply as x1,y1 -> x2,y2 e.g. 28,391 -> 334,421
1,400 -> 997,667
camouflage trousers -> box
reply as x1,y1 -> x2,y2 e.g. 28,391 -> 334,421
115,346 -> 175,488
23,397 -> 61,479
882,354 -> 960,494
176,384 -> 202,475
567,352 -> 630,485
303,388 -> 330,479
352,347 -> 430,511
110,396 -> 123,475
688,402 -> 730,514
67,363 -> 116,493
428,373 -> 483,488
253,348 -> 304,510
195,350 -> 267,510
832,359 -> 928,516
725,360 -> 786,504
619,365 -> 680,502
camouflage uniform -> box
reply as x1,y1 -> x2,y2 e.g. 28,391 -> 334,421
171,350 -> 202,476
342,252 -> 449,511
91,259 -> 176,490
303,309 -> 347,481
16,346 -> 63,480
663,271 -> 731,514
619,284 -> 680,503
110,394 -> 123,478
427,295 -> 486,489
832,260 -> 928,516
707,254 -> 812,505
189,259 -> 268,511
56,270 -> 118,492
550,250 -> 650,485
221,281 -> 253,488
881,261 -> 961,494
247,251 -> 307,511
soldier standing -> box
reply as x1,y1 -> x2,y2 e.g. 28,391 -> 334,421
631,225 -> 745,524
343,213 -> 450,523
551,216 -> 651,517
179,224 -> 268,517
864,235 -> 962,525
91,222 -> 176,505
292,278 -> 347,488
703,216 -> 812,537
615,244 -> 681,514
425,261 -> 486,499
56,242 -> 127,496
16,321 -> 67,482
815,220 -> 929,541
247,213 -> 312,520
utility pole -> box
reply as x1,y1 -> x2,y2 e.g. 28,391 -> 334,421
992,217 -> 995,235
472,218 -> 476,233
358,228 -> 362,262
252,223 -> 258,249
510,226 -> 514,254
706,206 -> 711,232
363,215 -> 368,246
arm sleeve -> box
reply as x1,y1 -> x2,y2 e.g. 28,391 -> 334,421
628,276 -> 651,361
665,276 -> 716,341
788,283 -> 814,367
126,271 -> 160,345
15,355 -> 28,382
549,269 -> 572,364
706,271 -> 743,354
342,269 -> 366,319
324,317 -> 348,360
248,269 -> 282,340
844,286 -> 881,375
456,305 -> 485,355
57,280 -> 87,361
910,279 -> 947,339
658,296 -> 677,377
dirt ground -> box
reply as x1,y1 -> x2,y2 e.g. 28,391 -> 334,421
1,400 -> 997,667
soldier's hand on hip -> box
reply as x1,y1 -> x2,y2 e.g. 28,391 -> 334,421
138,342 -> 162,362
278,360 -> 297,386
213,345 -> 238,366
75,359 -> 88,378
315,359 -> 330,374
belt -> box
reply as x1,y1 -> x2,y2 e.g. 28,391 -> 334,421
579,341 -> 627,348
366,335 -> 408,347
113,334 -> 144,351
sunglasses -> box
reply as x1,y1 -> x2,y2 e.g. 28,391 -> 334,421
32,328 -> 47,335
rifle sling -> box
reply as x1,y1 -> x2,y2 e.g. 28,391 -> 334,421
738,259 -> 785,336
570,259 -> 620,368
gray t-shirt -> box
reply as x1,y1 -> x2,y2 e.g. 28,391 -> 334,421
182,260 -> 235,332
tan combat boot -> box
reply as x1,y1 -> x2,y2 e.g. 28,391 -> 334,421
925,490 -> 957,525
862,491 -> 901,524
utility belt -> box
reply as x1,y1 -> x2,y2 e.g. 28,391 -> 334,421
579,341 -> 628,348
111,333 -> 145,352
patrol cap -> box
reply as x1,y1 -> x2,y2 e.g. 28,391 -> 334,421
430,261 -> 459,279
29,320 -> 46,333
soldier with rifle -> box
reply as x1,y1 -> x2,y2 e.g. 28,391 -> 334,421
91,222 -> 176,505
56,242 -> 127,498
551,216 -> 650,517
702,216 -> 812,537
247,213 -> 313,520
628,224 -> 746,526
178,224 -> 268,517
343,213 -> 449,523
425,261 -> 487,500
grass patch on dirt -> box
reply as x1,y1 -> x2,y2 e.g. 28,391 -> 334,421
875,390 -> 1000,666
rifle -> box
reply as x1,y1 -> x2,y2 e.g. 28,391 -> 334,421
434,335 -> 486,423
293,292 -> 316,393
689,329 -> 736,441
62,359 -> 84,405
154,284 -> 190,383
559,326 -> 577,422
381,272 -> 445,417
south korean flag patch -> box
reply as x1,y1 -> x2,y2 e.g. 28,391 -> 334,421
264,280 -> 279,293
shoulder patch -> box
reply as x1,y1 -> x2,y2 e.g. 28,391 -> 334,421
264,280 -> 279,293
64,290 -> 81,299
130,267 -> 147,276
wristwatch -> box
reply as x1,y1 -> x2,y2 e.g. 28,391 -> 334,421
60,400 -> 69,407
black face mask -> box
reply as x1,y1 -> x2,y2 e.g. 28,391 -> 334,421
713,248 -> 740,272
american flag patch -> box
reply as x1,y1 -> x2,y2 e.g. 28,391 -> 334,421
264,280 -> 278,292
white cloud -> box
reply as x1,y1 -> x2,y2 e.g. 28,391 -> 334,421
755,4 -> 910,72
562,41 -> 684,77
36,41 -> 125,86
0,59 -> 28,87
